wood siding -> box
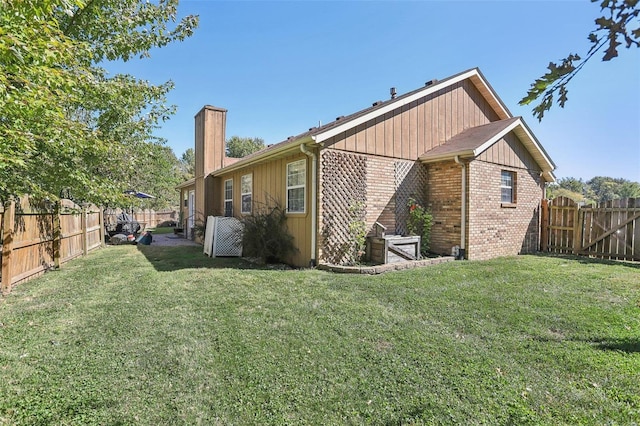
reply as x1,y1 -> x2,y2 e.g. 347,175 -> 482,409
213,152 -> 313,267
323,80 -> 500,159
476,132 -> 541,172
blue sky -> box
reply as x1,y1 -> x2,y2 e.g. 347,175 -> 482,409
108,0 -> 640,182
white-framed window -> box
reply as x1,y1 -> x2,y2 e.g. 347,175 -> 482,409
501,170 -> 516,204
241,174 -> 252,214
224,179 -> 233,217
286,159 -> 306,213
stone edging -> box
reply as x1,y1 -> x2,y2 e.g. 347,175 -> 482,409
317,256 -> 456,274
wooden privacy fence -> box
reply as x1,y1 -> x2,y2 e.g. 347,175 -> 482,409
1,198 -> 104,295
542,196 -> 640,261
103,208 -> 178,231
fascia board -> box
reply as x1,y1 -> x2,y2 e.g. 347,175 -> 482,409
471,120 -> 521,157
420,150 -> 475,163
210,136 -> 314,177
514,119 -> 557,170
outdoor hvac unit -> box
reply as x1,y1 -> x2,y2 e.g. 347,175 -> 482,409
203,216 -> 243,257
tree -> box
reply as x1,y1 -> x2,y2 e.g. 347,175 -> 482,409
226,136 -> 265,158
548,176 -> 640,203
179,148 -> 195,179
587,176 -> 640,202
557,177 -> 587,195
520,0 -> 639,121
0,0 -> 198,207
127,144 -> 183,210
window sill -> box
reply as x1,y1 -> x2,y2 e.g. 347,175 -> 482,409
286,211 -> 307,218
501,203 -> 517,209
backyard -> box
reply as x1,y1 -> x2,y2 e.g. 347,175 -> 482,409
0,245 -> 638,425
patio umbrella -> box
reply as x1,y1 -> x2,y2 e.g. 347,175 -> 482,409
124,190 -> 155,199
124,190 -> 156,221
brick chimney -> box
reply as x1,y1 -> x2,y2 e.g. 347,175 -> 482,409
194,105 -> 227,222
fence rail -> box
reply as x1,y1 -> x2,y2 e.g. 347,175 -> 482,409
542,196 -> 640,261
1,198 -> 104,295
103,208 -> 178,232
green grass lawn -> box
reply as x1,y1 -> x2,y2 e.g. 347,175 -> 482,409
0,247 -> 638,425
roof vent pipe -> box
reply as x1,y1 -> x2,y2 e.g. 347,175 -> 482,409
390,87 -> 396,99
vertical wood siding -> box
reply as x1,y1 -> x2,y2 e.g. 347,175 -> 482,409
214,152 -> 312,266
477,132 -> 541,171
323,80 -> 500,159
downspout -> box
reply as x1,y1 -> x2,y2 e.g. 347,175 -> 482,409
454,155 -> 466,260
300,144 -> 317,267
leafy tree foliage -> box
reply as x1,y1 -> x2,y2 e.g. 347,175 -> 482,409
179,148 -> 195,179
587,176 -> 640,202
547,175 -> 640,203
226,136 -> 265,158
127,144 -> 184,210
0,0 -> 198,207
520,0 -> 639,120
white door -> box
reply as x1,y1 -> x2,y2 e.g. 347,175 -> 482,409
187,190 -> 195,239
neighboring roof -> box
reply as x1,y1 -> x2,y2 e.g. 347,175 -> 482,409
419,117 -> 556,182
211,67 -> 511,177
175,178 -> 195,190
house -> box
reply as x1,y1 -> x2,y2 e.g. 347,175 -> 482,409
177,68 -> 556,267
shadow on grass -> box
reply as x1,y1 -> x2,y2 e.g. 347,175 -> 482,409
538,335 -> 640,354
135,245 -> 269,272
534,253 -> 640,269
592,338 -> 640,354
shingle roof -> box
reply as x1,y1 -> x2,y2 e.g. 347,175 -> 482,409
419,117 -> 556,182
211,68 -> 514,177
419,118 -> 520,159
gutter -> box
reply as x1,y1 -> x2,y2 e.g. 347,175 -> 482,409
454,155 -> 467,260
300,144 -> 317,267
211,136 -> 315,177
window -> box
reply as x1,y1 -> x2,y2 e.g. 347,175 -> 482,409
224,179 -> 233,217
501,170 -> 516,204
241,174 -> 252,214
287,159 -> 306,213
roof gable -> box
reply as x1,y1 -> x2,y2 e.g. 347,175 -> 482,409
211,68 -> 527,177
419,117 -> 556,182
312,68 -> 510,144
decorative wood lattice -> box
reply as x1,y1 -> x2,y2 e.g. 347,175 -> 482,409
394,161 -> 428,235
321,151 -> 367,265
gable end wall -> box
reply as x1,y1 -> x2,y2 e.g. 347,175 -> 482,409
322,80 -> 500,160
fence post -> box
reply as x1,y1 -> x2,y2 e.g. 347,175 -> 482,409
2,201 -> 16,295
81,205 -> 88,256
540,199 -> 549,252
52,201 -> 61,269
99,208 -> 105,247
574,206 -> 584,255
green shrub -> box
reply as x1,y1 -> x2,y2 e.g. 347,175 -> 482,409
407,198 -> 433,256
347,201 -> 367,265
241,200 -> 298,264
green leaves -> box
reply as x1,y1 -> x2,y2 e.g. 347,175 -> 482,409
226,136 -> 266,158
519,54 -> 580,121
0,0 -> 198,206
521,0 -> 638,121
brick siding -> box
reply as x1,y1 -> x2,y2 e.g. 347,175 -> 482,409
425,161 -> 462,256
467,160 -> 543,260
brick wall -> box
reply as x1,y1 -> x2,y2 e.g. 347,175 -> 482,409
467,160 -> 543,260
318,149 -> 423,263
425,161 -> 462,256
365,155 -> 398,234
